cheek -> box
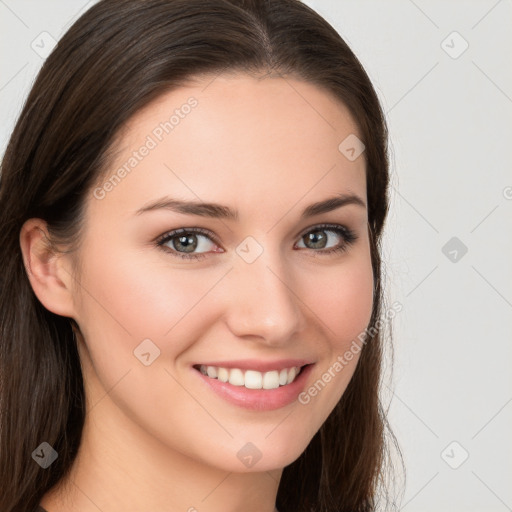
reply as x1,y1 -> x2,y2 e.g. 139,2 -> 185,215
303,254 -> 374,351
72,243 -> 226,435
292,253 -> 374,432
73,240 -> 229,375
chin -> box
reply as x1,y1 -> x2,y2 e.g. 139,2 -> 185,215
207,434 -> 314,474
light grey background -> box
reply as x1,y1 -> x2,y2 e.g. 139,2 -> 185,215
1,1 -> 511,511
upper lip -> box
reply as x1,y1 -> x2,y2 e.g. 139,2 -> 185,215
194,359 -> 314,373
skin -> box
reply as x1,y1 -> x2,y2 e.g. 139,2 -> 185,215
21,73 -> 374,512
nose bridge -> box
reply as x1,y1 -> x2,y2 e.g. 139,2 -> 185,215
225,240 -> 304,344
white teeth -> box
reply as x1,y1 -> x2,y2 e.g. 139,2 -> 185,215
197,364 -> 303,389
228,368 -> 244,386
262,370 -> 280,389
217,367 -> 229,383
244,370 -> 263,389
286,366 -> 297,385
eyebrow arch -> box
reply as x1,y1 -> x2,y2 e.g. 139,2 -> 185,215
135,193 -> 366,220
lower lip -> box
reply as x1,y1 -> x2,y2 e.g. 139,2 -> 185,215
194,364 -> 314,411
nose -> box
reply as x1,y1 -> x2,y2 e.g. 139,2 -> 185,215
223,247 -> 305,347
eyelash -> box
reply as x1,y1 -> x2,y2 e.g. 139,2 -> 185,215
155,223 -> 358,261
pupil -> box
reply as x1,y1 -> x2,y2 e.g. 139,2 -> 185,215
307,231 -> 326,249
175,234 -> 197,253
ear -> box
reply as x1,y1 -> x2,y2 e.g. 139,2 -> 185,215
19,218 -> 77,318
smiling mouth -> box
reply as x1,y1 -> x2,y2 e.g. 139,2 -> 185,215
193,364 -> 308,390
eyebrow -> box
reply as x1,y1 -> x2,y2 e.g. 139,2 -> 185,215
135,193 -> 366,220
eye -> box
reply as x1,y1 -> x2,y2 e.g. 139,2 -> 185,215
295,223 -> 358,256
156,223 -> 358,261
156,228 -> 220,261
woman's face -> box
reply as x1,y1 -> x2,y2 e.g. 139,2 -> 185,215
70,73 -> 373,472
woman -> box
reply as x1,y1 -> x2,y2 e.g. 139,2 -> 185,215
0,0 -> 403,511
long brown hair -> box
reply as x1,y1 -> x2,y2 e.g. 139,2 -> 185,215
0,1 -> 403,510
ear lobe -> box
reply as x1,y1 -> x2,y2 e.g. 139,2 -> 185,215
19,218 -> 76,318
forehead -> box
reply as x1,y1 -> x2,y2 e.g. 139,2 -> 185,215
92,73 -> 366,221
